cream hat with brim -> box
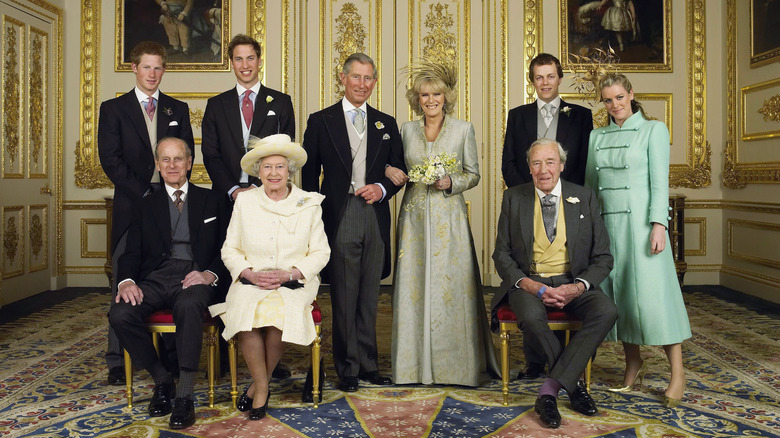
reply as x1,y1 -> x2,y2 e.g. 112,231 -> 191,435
240,134 -> 308,176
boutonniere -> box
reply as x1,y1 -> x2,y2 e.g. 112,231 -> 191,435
560,106 -> 571,117
296,197 -> 310,207
163,107 -> 173,116
266,95 -> 274,103
375,121 -> 385,129
566,196 -> 580,204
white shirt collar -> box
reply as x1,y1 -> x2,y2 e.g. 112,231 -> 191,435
341,97 -> 367,115
134,87 -> 160,104
536,95 -> 562,112
237,82 -> 262,97
535,178 -> 562,201
164,181 -> 189,200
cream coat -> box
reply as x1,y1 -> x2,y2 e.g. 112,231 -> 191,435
209,184 -> 330,345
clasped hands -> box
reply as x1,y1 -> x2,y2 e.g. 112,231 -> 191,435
116,270 -> 216,306
240,267 -> 301,290
519,277 -> 583,309
384,165 -> 450,190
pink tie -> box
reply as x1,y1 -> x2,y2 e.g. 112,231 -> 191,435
145,97 -> 156,120
242,90 -> 253,128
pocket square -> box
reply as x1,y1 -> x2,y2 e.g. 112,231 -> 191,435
168,121 -> 179,126
267,110 -> 276,116
204,217 -> 217,224
382,133 -> 391,140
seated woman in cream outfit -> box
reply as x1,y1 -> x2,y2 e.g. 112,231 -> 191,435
209,134 -> 330,421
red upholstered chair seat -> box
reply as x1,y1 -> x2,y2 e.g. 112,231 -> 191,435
496,303 -> 591,405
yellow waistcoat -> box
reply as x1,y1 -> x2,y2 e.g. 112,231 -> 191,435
532,194 -> 570,276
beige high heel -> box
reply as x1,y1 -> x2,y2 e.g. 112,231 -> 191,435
609,361 -> 647,393
663,394 -> 681,408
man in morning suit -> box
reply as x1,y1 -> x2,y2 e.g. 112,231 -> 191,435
201,34 -> 295,202
108,137 -> 229,429
98,41 -> 194,386
492,139 -> 616,429
200,33 -> 295,379
502,53 -> 593,188
501,52 -> 594,379
301,53 -> 406,392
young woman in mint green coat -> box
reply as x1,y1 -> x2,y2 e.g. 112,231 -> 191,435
585,73 -> 691,408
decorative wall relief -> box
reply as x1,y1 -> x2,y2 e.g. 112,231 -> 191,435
29,28 -> 47,178
29,204 -> 47,272
3,206 -> 24,279
758,94 -> 780,123
422,3 -> 456,66
3,16 -> 24,179
332,3 -> 367,101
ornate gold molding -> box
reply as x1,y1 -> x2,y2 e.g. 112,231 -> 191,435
422,4 -> 456,67
524,0 -> 541,103
727,219 -> 780,269
2,206 -> 24,279
724,0 -> 780,187
758,94 -> 780,123
332,3 -> 366,101
3,16 -> 23,178
670,0 -> 710,188
80,218 -> 107,259
29,28 -> 46,178
685,199 -> 780,214
248,0 -> 266,81
684,216 -> 706,257
741,77 -> 780,141
76,0 -> 110,189
720,265 -> 780,288
28,204 -> 47,273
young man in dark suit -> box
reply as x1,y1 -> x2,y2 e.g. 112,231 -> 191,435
200,33 -> 295,379
492,139 -> 616,429
301,53 -> 406,392
109,137 -> 229,429
98,41 -> 194,385
502,53 -> 593,188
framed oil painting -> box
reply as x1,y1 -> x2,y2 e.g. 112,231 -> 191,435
560,0 -> 671,72
750,0 -> 780,67
115,0 -> 230,71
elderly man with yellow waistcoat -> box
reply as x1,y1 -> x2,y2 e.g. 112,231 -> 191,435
491,138 -> 617,429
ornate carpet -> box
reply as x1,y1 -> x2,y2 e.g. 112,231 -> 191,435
0,291 -> 778,437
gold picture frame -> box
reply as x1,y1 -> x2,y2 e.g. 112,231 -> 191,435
114,0 -> 231,71
750,0 -> 780,67
559,0 -> 672,72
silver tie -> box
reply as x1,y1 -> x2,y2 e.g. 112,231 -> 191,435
541,194 -> 557,242
353,109 -> 365,134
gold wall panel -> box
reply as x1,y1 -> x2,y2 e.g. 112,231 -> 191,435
2,206 -> 24,279
724,0 -> 780,187
560,93 -> 672,136
740,77 -> 780,141
721,265 -> 780,289
727,219 -> 780,269
2,16 -> 24,179
686,199 -> 780,214
321,0 -> 381,109
248,0 -> 266,81
409,0 -> 470,121
80,217 -> 106,259
28,26 -> 47,178
684,216 -> 706,257
28,204 -> 47,272
523,0 -> 541,103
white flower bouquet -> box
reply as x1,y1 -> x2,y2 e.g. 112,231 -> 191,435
407,152 -> 460,185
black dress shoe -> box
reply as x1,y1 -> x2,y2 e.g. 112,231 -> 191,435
517,363 -> 545,380
337,377 -> 359,392
148,381 -> 175,417
169,396 -> 196,429
358,371 -> 393,386
534,395 -> 561,428
248,390 -> 270,421
236,386 -> 253,412
569,381 -> 598,416
272,363 -> 292,379
107,366 -> 125,386
302,358 -> 324,403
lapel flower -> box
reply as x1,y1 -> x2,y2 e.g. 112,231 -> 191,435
163,107 -> 173,116
560,106 -> 571,117
566,196 -> 580,204
266,95 -> 274,103
375,121 -> 385,129
297,197 -> 310,207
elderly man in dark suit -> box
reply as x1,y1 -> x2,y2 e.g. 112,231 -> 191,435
492,138 -> 616,429
201,34 -> 295,202
301,53 -> 406,393
200,33 -> 295,379
108,137 -> 228,429
98,41 -> 194,385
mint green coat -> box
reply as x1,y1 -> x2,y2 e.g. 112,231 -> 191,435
585,111 -> 691,345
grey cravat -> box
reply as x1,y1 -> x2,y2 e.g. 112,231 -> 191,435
541,194 -> 557,242
542,103 -> 554,127
352,108 -> 365,134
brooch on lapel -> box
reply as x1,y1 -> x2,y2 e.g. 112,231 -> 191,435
382,133 -> 391,140
375,121 -> 385,129
560,106 -> 571,117
163,107 -> 173,116
297,197 -> 310,207
266,95 -> 274,103
566,196 -> 580,204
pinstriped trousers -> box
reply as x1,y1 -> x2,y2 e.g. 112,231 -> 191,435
329,196 -> 385,378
